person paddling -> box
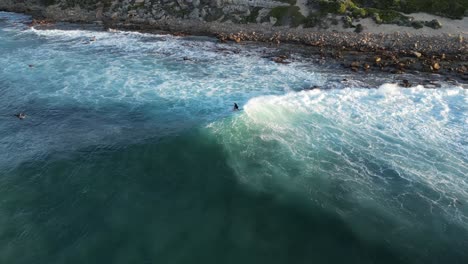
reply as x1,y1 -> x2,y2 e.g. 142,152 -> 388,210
233,103 -> 239,111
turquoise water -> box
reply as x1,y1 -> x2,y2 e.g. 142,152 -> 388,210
1,12 -> 467,264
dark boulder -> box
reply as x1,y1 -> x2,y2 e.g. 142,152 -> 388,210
354,24 -> 364,33
401,79 -> 411,87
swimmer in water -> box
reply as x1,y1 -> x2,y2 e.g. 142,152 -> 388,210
14,112 -> 26,120
233,103 -> 239,111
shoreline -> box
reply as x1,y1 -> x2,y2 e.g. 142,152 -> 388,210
102,17 -> 468,83
2,7 -> 467,83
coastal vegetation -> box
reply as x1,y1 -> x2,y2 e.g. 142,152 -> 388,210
269,6 -> 306,26
22,0 -> 468,29
302,0 -> 466,29
40,0 -> 467,20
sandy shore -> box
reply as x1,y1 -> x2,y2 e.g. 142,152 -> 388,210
329,13 -> 468,37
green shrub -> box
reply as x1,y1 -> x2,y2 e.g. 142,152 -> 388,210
270,6 -> 305,26
354,23 -> 364,32
411,20 -> 424,28
351,7 -> 367,17
378,9 -> 409,23
303,13 -> 321,27
319,0 -> 347,14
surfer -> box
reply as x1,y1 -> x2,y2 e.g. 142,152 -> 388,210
233,103 -> 239,111
14,112 -> 26,120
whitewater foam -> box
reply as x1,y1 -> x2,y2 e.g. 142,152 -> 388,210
210,86 -> 468,229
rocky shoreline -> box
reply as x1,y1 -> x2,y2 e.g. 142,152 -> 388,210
38,16 -> 468,83
2,2 -> 467,83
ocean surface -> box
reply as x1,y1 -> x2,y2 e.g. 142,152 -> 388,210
0,12 -> 467,264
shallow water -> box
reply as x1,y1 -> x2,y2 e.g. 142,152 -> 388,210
0,12 -> 467,264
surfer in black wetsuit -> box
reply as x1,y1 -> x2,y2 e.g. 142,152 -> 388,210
233,103 -> 239,111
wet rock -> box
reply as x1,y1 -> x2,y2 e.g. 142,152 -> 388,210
350,61 -> 360,68
444,77 -> 458,85
272,57 -> 290,64
456,65 -> 467,74
391,69 -> 404,74
349,61 -> 360,72
421,80 -> 442,88
173,32 -> 188,37
216,33 -> 227,43
306,85 -> 321,90
28,19 -> 53,27
226,33 -> 244,43
401,79 -> 411,87
333,51 -> 343,59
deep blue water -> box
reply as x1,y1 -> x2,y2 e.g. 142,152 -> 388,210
1,12 -> 467,264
